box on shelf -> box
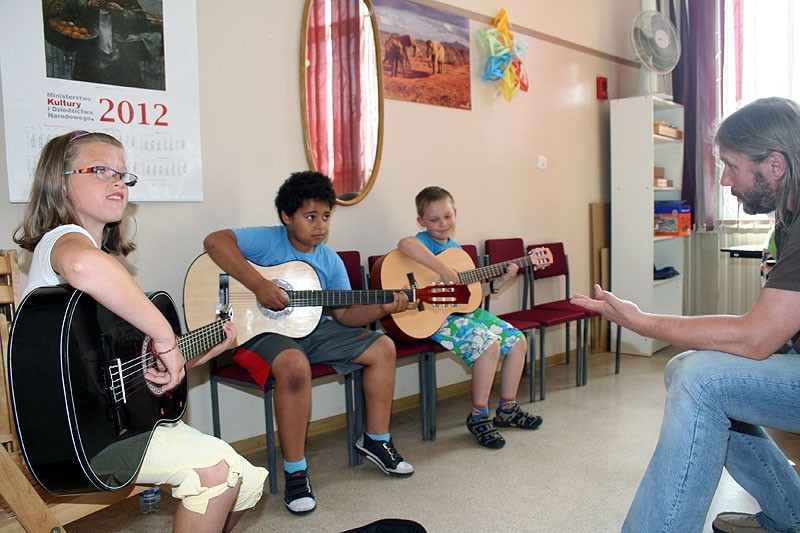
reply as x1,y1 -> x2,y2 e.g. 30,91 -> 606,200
653,178 -> 673,188
654,200 -> 691,236
653,124 -> 683,139
654,166 -> 665,178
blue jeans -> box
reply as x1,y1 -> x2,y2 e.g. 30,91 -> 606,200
623,350 -> 800,533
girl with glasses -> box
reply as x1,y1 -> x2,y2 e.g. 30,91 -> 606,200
12,131 -> 267,532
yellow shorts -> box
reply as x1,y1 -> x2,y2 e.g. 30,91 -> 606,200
135,421 -> 268,514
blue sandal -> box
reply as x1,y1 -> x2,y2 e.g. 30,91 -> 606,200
494,405 -> 543,430
466,414 -> 506,449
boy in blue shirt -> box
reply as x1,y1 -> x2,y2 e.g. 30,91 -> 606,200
204,172 -> 415,516
397,186 -> 543,449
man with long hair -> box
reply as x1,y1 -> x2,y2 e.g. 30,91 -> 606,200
573,97 -> 800,533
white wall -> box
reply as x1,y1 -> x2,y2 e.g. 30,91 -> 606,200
0,0 -> 642,440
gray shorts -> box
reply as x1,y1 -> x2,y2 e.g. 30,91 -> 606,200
237,319 -> 384,375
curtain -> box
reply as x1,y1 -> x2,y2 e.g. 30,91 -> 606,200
306,0 -> 366,197
672,0 -> 720,231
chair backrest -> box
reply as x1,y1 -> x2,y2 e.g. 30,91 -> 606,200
461,243 -> 480,268
484,238 -> 526,267
0,250 -> 22,326
528,242 -> 570,302
530,242 -> 569,279
0,250 -> 21,454
367,254 -> 383,284
484,238 -> 530,309
337,250 -> 366,291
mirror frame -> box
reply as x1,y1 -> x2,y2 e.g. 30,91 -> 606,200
300,0 -> 385,206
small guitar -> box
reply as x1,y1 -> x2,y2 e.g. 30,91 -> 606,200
182,253 -> 470,342
8,285 -> 231,494
370,246 -> 553,341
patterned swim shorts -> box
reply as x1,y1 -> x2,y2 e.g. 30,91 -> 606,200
431,307 -> 524,367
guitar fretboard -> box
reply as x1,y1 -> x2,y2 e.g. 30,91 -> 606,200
287,290 -> 413,307
177,318 -> 230,362
458,255 -> 538,285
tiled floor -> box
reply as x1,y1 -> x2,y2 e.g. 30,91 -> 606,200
64,347 -> 793,532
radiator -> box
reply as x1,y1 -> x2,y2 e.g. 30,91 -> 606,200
716,232 -> 765,315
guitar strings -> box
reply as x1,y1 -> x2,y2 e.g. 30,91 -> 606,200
108,320 -> 228,399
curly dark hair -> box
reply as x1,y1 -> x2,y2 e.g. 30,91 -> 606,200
274,171 -> 336,223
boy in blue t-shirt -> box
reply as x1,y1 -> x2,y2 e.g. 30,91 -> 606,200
397,186 -> 543,449
204,172 -> 415,516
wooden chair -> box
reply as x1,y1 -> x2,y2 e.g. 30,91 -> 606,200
0,250 -> 21,326
0,249 -> 146,532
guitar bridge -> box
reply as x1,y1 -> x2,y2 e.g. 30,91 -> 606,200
101,333 -> 129,437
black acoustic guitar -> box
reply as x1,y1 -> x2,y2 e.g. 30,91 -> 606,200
8,284 -> 230,494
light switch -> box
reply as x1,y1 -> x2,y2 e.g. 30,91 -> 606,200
537,155 -> 548,170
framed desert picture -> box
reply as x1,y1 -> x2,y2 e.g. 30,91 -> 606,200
372,0 -> 471,110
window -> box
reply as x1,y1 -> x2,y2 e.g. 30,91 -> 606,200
717,0 -> 800,226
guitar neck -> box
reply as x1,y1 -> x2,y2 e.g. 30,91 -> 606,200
457,255 -> 535,285
286,289 -> 413,308
177,318 -> 229,363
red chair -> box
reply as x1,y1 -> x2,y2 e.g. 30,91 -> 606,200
368,253 -> 444,440
460,243 -> 541,403
484,238 -> 585,401
528,242 -> 622,384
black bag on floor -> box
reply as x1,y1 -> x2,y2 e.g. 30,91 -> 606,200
341,518 -> 428,533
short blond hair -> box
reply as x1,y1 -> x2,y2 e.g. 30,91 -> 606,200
414,186 -> 454,217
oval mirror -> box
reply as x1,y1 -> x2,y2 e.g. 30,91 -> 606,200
301,0 -> 384,206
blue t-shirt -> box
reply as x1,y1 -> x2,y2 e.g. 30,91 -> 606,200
231,225 -> 350,290
414,231 -> 461,254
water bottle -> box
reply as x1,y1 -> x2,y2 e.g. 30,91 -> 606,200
138,486 -> 161,514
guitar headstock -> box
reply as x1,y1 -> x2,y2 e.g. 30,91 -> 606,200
528,247 -> 553,270
416,283 -> 471,307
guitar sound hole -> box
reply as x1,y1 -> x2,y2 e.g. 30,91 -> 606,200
260,279 -> 293,320
141,337 -> 165,397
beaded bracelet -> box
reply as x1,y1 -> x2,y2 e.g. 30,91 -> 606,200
150,335 -> 179,356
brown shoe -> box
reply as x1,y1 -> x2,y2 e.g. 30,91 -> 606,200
711,512 -> 765,533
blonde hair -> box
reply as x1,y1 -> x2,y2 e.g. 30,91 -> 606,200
13,131 -> 136,255
414,186 -> 454,217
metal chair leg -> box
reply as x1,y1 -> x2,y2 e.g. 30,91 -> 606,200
428,352 -> 438,441
418,352 -> 430,441
210,379 -> 221,438
539,327 -> 547,401
528,332 -> 537,403
575,319 -> 583,387
264,386 -> 278,494
345,371 -> 364,466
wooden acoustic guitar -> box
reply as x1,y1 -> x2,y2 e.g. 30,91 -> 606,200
8,285 -> 231,494
370,246 -> 553,342
183,253 -> 470,342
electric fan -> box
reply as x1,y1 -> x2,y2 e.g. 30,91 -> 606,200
631,10 -> 681,99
